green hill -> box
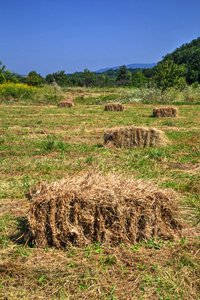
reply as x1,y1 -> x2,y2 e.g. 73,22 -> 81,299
163,37 -> 200,84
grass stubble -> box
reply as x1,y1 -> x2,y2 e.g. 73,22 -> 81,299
0,88 -> 200,299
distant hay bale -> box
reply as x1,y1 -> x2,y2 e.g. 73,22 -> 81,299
57,99 -> 74,108
104,126 -> 169,148
153,107 -> 178,117
27,172 -> 182,248
105,103 -> 124,111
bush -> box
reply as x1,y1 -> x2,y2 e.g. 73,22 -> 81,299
0,82 -> 37,100
0,83 -> 64,104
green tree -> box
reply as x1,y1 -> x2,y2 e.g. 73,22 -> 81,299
116,65 -> 132,86
132,71 -> 147,87
0,62 -> 6,83
71,72 -> 83,86
0,61 -> 18,84
46,70 -> 71,87
81,69 -> 97,87
154,60 -> 184,91
26,71 -> 45,87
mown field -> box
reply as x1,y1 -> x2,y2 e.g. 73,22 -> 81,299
0,87 -> 200,299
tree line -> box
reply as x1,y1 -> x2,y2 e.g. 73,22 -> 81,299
0,62 -> 187,91
1,36 -> 200,90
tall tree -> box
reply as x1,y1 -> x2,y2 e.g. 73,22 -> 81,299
0,61 -> 18,84
154,60 -> 185,91
26,71 -> 45,87
71,72 -> 83,86
46,70 -> 71,87
0,61 -> 6,83
132,71 -> 147,87
81,69 -> 97,87
116,65 -> 132,86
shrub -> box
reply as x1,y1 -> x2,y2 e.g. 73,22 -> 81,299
0,83 -> 64,104
0,82 -> 37,100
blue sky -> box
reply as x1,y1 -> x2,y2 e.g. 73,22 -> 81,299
1,0 -> 200,76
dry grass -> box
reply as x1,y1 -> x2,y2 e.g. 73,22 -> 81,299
153,106 -> 178,117
57,99 -> 74,108
104,126 -> 169,148
1,238 -> 200,300
27,172 -> 182,249
104,103 -> 124,111
0,100 -> 199,299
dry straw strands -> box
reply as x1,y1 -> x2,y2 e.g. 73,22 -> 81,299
27,172 -> 182,249
104,103 -> 125,111
104,126 -> 169,148
153,106 -> 178,117
57,99 -> 74,108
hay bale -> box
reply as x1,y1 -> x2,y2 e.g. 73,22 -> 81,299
57,99 -> 74,108
153,107 -> 178,117
104,103 -> 124,111
104,126 -> 169,148
27,172 -> 182,248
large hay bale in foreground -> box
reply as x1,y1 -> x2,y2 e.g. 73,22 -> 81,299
105,103 -> 124,111
57,99 -> 74,108
104,126 -> 169,148
28,172 -> 182,248
153,107 -> 178,117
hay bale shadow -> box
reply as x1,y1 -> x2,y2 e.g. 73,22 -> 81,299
10,217 -> 34,247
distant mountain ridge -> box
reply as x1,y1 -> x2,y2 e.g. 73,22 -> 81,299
96,63 -> 157,73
